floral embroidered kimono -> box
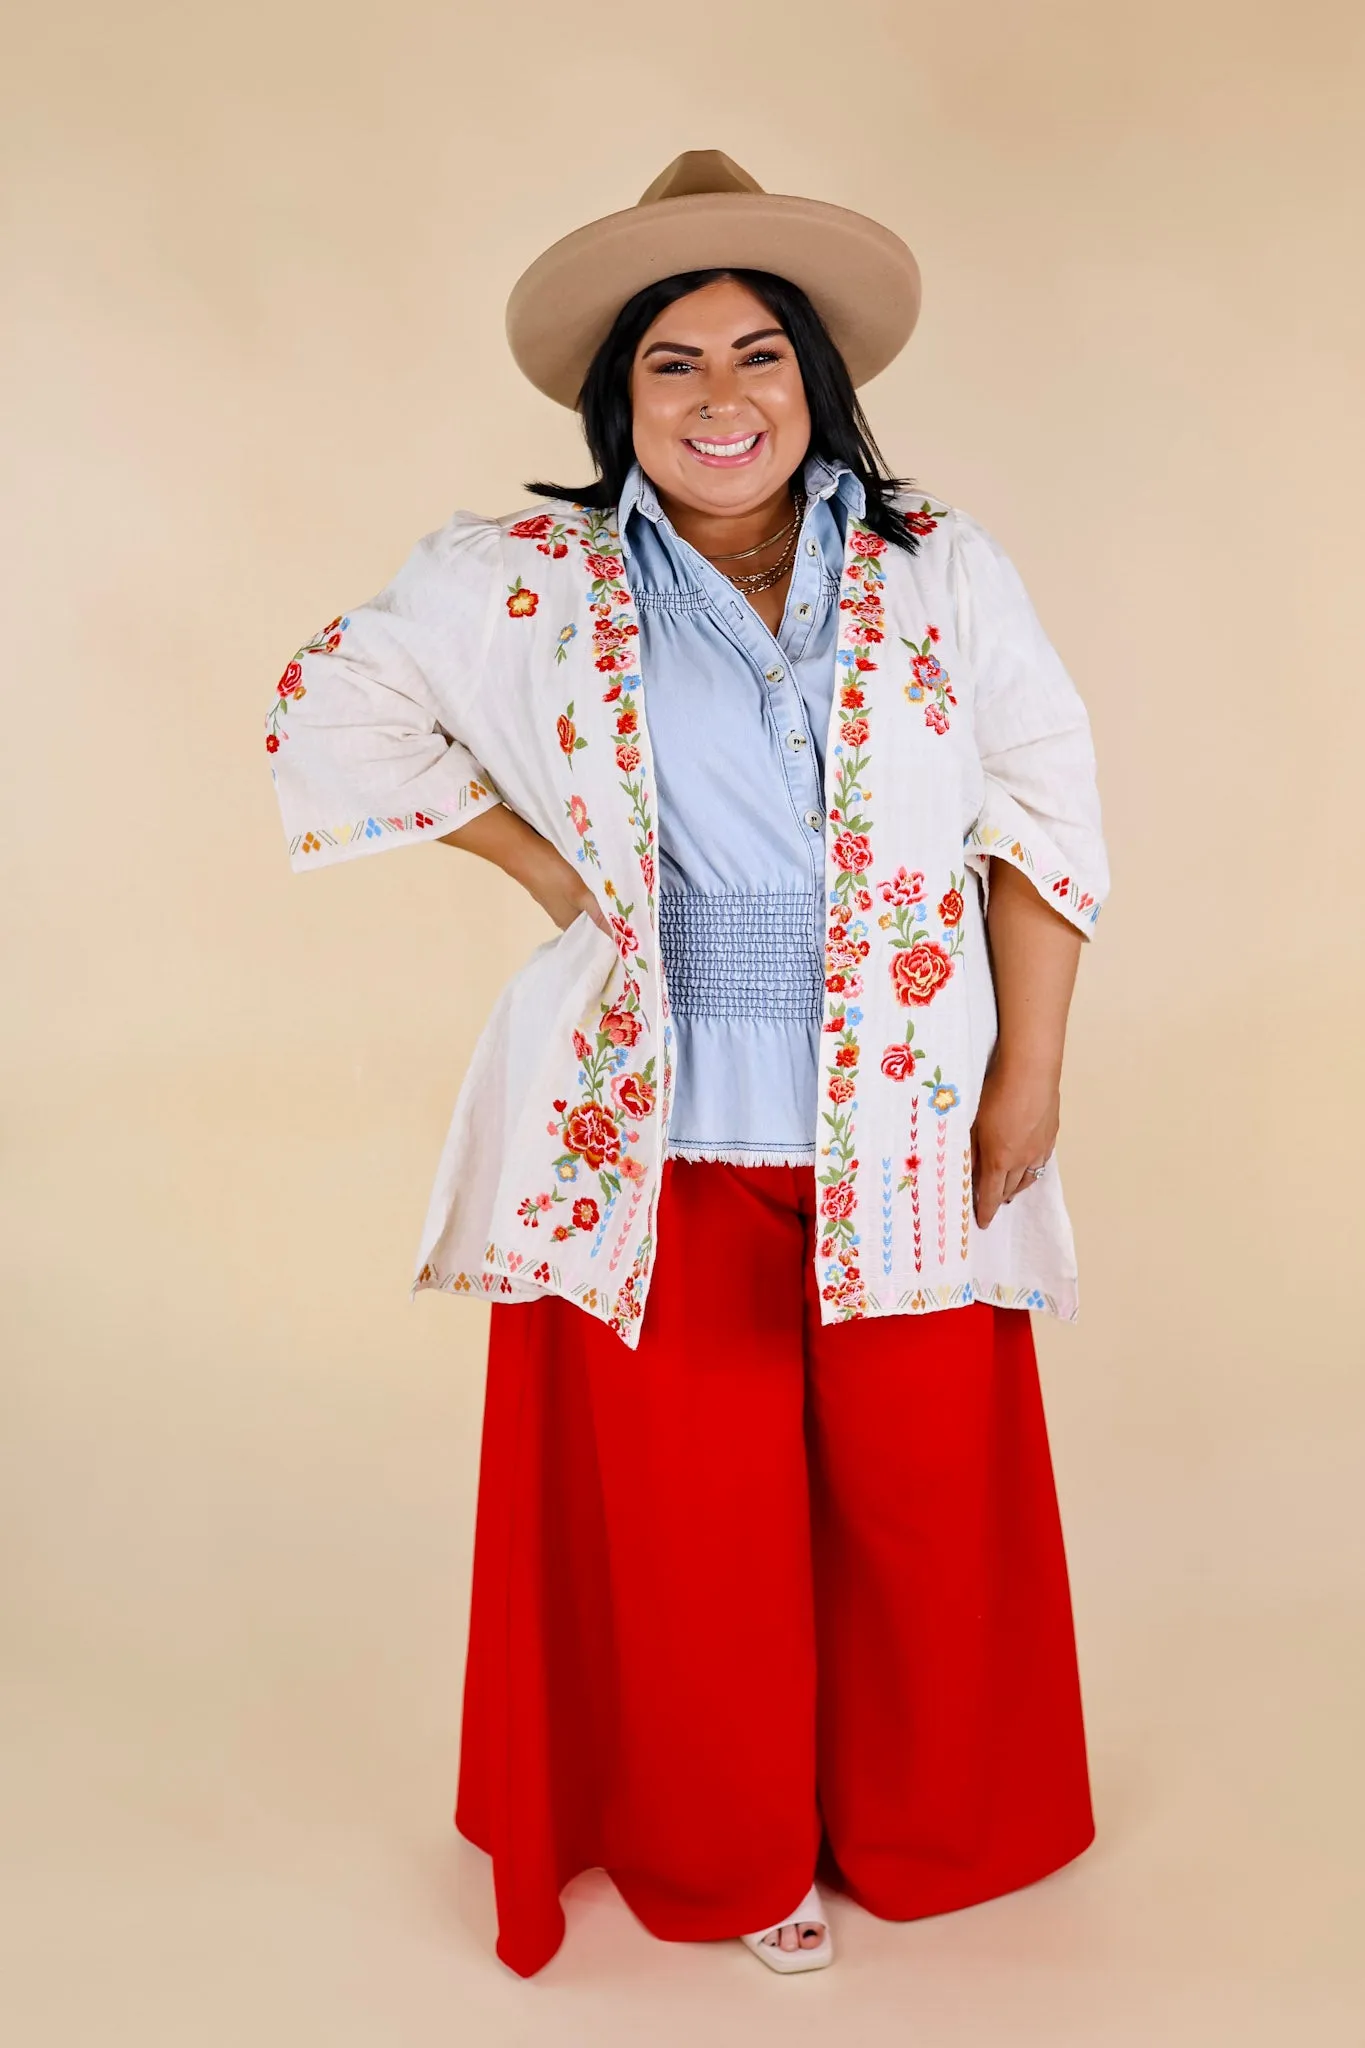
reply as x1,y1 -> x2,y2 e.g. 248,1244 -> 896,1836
265,489 -> 1108,1348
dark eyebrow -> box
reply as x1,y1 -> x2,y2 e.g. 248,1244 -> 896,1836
640,325 -> 787,360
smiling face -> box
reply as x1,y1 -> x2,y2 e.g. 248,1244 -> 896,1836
628,275 -> 811,524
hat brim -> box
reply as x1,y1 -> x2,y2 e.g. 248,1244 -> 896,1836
505,191 -> 921,408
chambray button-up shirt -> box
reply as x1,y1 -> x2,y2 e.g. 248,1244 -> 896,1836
617,452 -> 865,1163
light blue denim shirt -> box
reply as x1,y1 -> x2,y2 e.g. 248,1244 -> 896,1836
617,452 -> 865,1163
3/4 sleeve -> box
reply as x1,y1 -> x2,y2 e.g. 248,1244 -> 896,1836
951,508 -> 1109,936
264,511 -> 506,873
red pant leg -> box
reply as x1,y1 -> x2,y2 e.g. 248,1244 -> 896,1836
803,1230 -> 1095,1916
457,1162 -> 822,1976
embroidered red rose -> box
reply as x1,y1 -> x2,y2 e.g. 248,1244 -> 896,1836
855,890 -> 872,912
561,1102 -> 621,1171
610,916 -> 639,959
851,529 -> 887,557
601,1003 -> 641,1047
911,654 -> 944,686
878,866 -> 925,906
614,744 -> 641,773
826,1274 -> 865,1311
891,940 -> 954,1007
639,852 -> 656,892
835,1045 -> 859,1070
277,660 -> 302,698
905,508 -> 938,537
611,1070 -> 655,1120
506,583 -> 539,617
832,831 -> 873,874
265,733 -> 280,753
828,1074 -> 856,1103
854,655 -> 876,672
821,1181 -> 856,1220
880,1043 -> 918,1081
938,888 -> 964,926
586,551 -> 623,580
556,713 -> 577,756
841,718 -> 869,746
508,513 -> 554,539
839,684 -> 865,710
601,681 -> 623,703
615,707 -> 638,737
572,1029 -> 591,1059
572,1197 -> 600,1231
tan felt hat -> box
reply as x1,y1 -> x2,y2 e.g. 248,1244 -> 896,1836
505,149 -> 922,408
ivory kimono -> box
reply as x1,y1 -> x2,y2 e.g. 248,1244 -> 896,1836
266,489 -> 1108,1348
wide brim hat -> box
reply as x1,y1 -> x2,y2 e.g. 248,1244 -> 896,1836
506,149 -> 921,409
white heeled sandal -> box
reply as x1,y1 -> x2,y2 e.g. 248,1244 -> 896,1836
740,1883 -> 834,1974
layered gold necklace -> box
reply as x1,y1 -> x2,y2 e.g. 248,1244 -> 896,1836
699,489 -> 807,594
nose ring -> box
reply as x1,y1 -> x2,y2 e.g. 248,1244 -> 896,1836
699,404 -> 711,419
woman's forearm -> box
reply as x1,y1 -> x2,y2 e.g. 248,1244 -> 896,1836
984,859 -> 1083,1078
969,861 -> 1084,1227
438,803 -> 610,934
439,803 -> 545,889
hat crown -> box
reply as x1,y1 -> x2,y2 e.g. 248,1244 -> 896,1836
636,149 -> 766,207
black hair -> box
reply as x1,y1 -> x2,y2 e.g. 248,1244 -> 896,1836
524,267 -> 920,554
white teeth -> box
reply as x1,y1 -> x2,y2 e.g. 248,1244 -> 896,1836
688,434 -> 759,457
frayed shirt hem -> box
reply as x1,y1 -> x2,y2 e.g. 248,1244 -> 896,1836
664,1142 -> 817,1167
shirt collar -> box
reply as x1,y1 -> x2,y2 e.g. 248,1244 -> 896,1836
618,451 -> 866,554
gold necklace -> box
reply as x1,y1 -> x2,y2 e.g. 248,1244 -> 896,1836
705,498 -> 802,561
702,491 -> 807,594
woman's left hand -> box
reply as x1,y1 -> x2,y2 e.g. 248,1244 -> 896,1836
971,1059 -> 1060,1230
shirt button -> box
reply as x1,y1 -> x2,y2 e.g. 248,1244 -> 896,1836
806,540 -> 817,556
765,664 -> 784,683
804,808 -> 823,831
796,603 -> 811,618
787,730 -> 808,750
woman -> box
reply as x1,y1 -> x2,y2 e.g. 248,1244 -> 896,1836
266,150 -> 1109,1978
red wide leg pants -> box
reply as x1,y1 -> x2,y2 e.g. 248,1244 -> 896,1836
455,1162 -> 1094,1976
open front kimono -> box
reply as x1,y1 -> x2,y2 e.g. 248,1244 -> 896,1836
265,488 -> 1108,1347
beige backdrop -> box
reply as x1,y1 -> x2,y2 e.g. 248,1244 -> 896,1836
3,2 -> 1362,2042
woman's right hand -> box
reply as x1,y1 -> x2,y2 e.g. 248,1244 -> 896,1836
438,804 -> 613,937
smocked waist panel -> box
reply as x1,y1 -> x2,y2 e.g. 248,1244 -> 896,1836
658,890 -> 823,1023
